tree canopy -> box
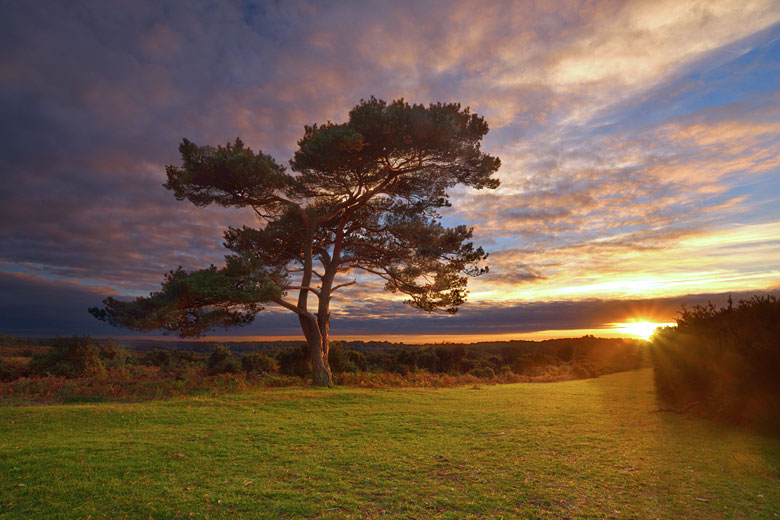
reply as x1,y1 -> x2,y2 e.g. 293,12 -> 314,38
90,97 -> 501,386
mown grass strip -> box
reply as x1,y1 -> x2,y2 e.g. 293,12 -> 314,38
1,369 -> 778,519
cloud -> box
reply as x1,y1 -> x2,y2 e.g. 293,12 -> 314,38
465,221 -> 780,304
0,272 -> 120,336
4,268 -> 777,339
447,83 -> 780,304
0,1 -> 778,337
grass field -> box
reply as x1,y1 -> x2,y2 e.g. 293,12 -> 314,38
1,368 -> 779,519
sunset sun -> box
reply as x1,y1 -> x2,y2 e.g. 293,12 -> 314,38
613,321 -> 675,340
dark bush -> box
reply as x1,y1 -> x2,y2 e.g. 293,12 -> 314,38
394,348 -> 419,372
0,360 -> 30,382
28,336 -> 106,378
469,366 -> 495,379
144,349 -> 173,367
143,349 -> 200,372
557,344 -> 574,362
571,363 -> 596,379
508,357 -> 528,375
435,346 -> 467,373
501,345 -> 521,366
365,351 -> 394,372
328,342 -> 366,373
241,352 -> 277,374
651,295 -> 780,431
390,346 -> 472,374
207,345 -> 241,374
278,344 -> 311,377
97,341 -> 134,370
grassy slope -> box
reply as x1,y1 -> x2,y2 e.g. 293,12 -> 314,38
1,369 -> 778,519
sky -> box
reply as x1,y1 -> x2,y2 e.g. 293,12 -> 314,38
1,0 -> 779,341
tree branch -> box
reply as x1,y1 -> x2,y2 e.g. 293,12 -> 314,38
286,285 -> 321,296
331,280 -> 356,292
270,296 -> 316,319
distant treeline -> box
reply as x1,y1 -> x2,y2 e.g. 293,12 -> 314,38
1,335 -> 648,383
651,295 -> 780,432
0,334 -> 42,347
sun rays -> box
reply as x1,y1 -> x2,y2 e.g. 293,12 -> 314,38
611,320 -> 676,340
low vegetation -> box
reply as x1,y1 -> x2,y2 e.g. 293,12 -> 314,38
2,369 -> 778,519
651,295 -> 780,432
0,335 -> 647,404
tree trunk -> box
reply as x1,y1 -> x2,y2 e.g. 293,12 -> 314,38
300,313 -> 333,387
310,258 -> 335,387
296,221 -> 333,387
309,335 -> 333,387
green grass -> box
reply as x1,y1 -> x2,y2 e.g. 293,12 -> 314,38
1,369 -> 778,519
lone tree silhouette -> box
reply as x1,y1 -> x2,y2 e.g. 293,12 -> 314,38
90,97 -> 500,386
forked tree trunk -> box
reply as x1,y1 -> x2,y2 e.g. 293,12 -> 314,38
300,313 -> 333,387
310,260 -> 335,387
309,336 -> 333,387
297,219 -> 342,387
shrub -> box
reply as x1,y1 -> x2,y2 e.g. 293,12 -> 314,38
469,366 -> 495,379
144,349 -> 201,372
0,356 -> 31,382
509,357 -> 527,375
394,348 -> 420,372
571,363 -> 596,379
144,349 -> 173,367
413,347 -> 438,372
650,295 -> 780,431
98,341 -> 134,370
328,342 -> 366,373
365,351 -> 394,372
435,346 -> 467,373
240,352 -> 277,374
278,344 -> 311,377
207,345 -> 241,374
28,336 -> 106,378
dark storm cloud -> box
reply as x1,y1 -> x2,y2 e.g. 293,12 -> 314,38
0,272 -> 120,336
